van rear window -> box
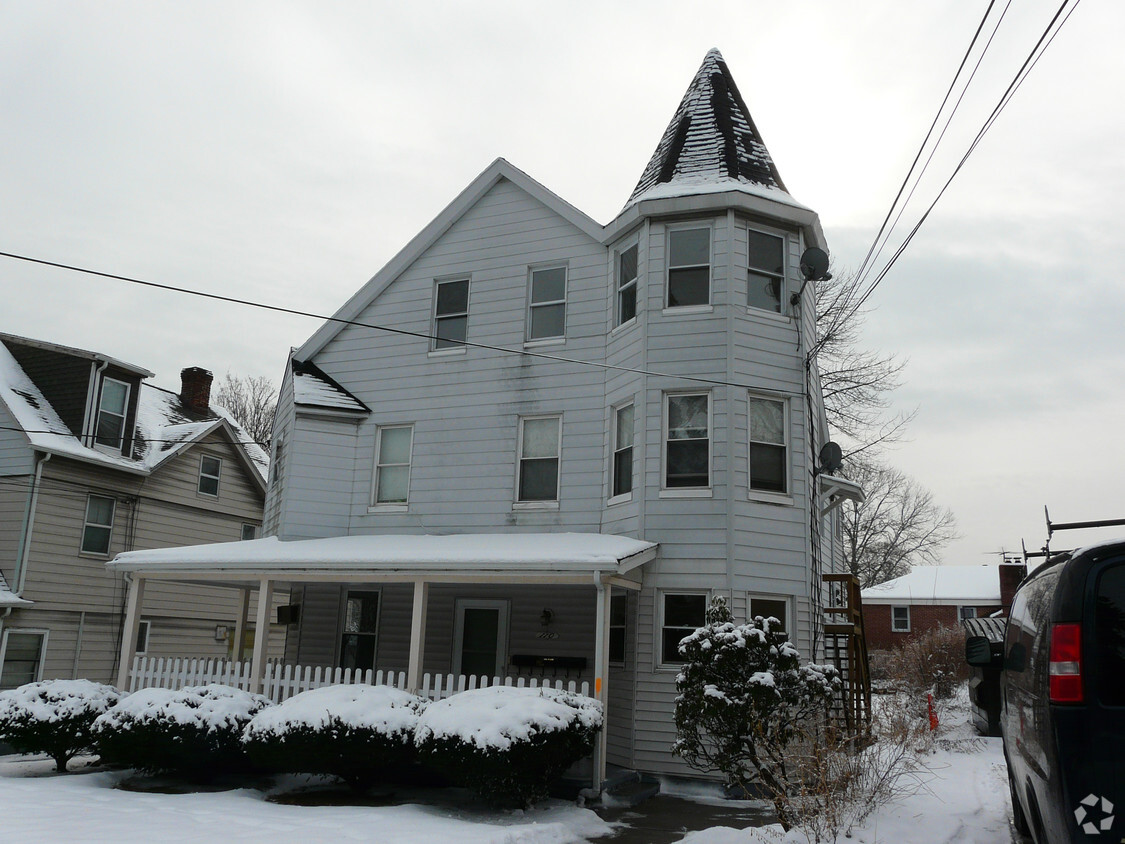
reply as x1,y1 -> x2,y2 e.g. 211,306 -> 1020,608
1095,565 -> 1125,705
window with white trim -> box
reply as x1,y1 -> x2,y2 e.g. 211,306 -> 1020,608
611,403 -> 634,500
81,494 -> 115,555
241,524 -> 258,541
198,455 -> 222,496
340,591 -> 379,671
664,393 -> 710,489
667,227 -> 710,307
892,606 -> 911,632
617,244 -> 638,326
372,424 -> 414,506
517,415 -> 560,503
135,620 -> 151,655
527,266 -> 567,341
609,594 -> 628,665
433,278 -> 469,349
94,377 -> 130,451
661,593 -> 707,664
747,228 -> 786,312
748,396 -> 788,494
0,630 -> 48,691
749,595 -> 789,634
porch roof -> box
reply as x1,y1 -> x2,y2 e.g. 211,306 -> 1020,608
107,533 -> 658,585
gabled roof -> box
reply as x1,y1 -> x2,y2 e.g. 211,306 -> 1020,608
0,331 -> 154,378
861,566 -> 1001,605
296,158 -> 604,363
0,339 -> 268,489
624,49 -> 799,211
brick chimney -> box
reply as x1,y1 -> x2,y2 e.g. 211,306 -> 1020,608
999,562 -> 1027,615
180,367 -> 213,412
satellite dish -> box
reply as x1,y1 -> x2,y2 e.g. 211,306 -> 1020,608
799,247 -> 831,282
819,441 -> 843,474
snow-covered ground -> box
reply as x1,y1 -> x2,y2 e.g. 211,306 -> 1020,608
0,689 -> 1015,844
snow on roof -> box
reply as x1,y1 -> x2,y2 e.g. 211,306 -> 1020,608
0,340 -> 267,483
292,361 -> 368,413
625,48 -> 795,210
0,570 -> 32,607
108,533 -> 658,577
861,566 -> 1001,604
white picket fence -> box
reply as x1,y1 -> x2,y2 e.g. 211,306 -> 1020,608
126,656 -> 591,703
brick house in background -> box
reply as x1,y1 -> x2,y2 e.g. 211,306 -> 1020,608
861,563 -> 1026,651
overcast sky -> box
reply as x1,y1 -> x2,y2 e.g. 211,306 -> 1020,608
2,1 -> 1121,567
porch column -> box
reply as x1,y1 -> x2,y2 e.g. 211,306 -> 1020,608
250,578 -> 274,695
116,575 -> 146,691
407,580 -> 429,692
232,588 -> 251,662
592,576 -> 612,792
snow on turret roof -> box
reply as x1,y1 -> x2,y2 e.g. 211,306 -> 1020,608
626,49 -> 797,209
861,565 -> 1001,604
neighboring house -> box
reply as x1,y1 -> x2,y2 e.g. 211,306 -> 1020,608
861,563 -> 1026,650
108,50 -> 862,782
0,332 -> 281,689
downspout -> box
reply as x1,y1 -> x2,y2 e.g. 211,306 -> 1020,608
10,451 -> 51,602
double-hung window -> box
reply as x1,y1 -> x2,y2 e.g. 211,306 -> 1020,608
617,244 -> 638,326
527,266 -> 567,341
609,594 -> 628,664
0,630 -> 48,691
340,591 -> 379,671
750,596 -> 789,633
433,278 -> 469,349
373,424 -> 413,506
82,494 -> 115,555
892,606 -> 911,632
198,455 -> 221,496
611,403 -> 634,500
661,593 -> 707,664
747,228 -> 786,312
664,393 -> 709,489
748,395 -> 788,495
667,228 -> 710,308
517,416 -> 560,503
94,378 -> 129,451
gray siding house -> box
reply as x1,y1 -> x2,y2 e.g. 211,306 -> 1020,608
0,332 -> 281,689
108,50 -> 861,781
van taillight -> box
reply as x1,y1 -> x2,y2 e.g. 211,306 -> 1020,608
1049,623 -> 1083,704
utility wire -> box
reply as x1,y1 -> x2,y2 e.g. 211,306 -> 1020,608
0,250 -> 771,392
852,0 -> 1080,312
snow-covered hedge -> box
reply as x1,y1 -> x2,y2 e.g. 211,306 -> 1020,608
242,684 -> 427,790
414,686 -> 603,809
92,684 -> 271,779
0,679 -> 121,772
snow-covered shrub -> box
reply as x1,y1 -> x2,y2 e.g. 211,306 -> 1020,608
243,684 -> 427,790
884,624 -> 969,699
414,686 -> 603,809
0,679 -> 121,772
92,684 -> 271,779
673,596 -> 840,829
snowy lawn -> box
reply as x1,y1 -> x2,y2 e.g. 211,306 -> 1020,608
0,687 -> 1016,843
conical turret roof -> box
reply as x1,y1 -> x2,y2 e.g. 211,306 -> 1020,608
626,49 -> 790,207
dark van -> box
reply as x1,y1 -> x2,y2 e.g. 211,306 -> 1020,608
967,540 -> 1125,842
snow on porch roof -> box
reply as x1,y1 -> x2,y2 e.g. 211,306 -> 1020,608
107,533 -> 658,579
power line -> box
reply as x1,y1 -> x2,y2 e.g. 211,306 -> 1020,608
0,250 -> 775,393
852,0 -> 1081,312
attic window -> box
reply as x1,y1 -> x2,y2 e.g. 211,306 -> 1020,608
94,378 -> 130,452
433,278 -> 469,350
527,266 -> 567,341
198,455 -> 222,496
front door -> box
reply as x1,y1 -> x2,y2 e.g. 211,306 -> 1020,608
453,599 -> 509,679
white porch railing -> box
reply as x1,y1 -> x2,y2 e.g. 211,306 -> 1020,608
126,656 -> 591,703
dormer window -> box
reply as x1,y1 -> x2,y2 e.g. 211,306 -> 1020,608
198,455 -> 222,496
94,378 -> 130,452
667,227 -> 710,308
747,228 -> 786,313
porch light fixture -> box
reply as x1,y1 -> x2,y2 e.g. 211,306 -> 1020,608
214,625 -> 229,641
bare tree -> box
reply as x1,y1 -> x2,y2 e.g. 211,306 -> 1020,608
840,456 -> 958,588
813,269 -> 911,454
215,372 -> 276,449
